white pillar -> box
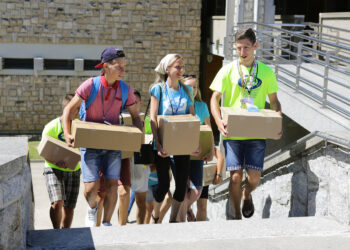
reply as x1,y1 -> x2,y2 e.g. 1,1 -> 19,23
224,0 -> 236,63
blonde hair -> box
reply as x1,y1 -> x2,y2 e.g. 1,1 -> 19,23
182,76 -> 203,102
150,54 -> 193,102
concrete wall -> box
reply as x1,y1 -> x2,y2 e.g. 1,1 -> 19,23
0,0 -> 202,133
0,137 -> 34,249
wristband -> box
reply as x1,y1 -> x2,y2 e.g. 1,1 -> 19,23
216,173 -> 222,177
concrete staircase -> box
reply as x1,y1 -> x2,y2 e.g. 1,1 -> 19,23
27,217 -> 350,249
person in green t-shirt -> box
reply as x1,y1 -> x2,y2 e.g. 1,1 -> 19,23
210,28 -> 282,220
41,94 -> 81,229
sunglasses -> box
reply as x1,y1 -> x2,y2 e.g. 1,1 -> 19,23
182,74 -> 196,78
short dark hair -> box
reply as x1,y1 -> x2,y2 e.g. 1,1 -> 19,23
235,28 -> 256,44
133,89 -> 141,100
62,94 -> 74,109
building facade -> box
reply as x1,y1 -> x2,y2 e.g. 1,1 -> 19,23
0,0 -> 202,133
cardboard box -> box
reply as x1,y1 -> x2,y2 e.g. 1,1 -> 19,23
71,120 -> 142,151
37,135 -> 80,170
190,125 -> 214,160
202,162 -> 226,186
157,114 -> 200,155
221,107 -> 282,139
121,112 -> 145,159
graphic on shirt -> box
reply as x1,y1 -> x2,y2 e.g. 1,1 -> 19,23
162,96 -> 188,115
238,74 -> 262,99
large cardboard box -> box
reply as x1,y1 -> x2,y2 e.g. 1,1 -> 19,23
37,135 -> 80,170
157,114 -> 200,155
190,125 -> 213,160
221,107 -> 282,139
120,112 -> 145,159
202,162 -> 226,186
71,120 -> 142,151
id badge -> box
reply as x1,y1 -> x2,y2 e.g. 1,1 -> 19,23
240,97 -> 254,109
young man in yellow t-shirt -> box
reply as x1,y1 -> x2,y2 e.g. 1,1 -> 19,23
210,28 -> 282,219
41,94 -> 81,228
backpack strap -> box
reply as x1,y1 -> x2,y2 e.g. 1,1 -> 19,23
86,76 -> 101,110
79,76 -> 101,121
119,80 -> 129,111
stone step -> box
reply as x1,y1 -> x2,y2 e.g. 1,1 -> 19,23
27,216 -> 350,249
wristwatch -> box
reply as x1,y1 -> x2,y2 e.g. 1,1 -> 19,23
216,173 -> 222,177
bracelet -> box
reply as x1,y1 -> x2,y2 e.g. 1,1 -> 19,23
216,173 -> 222,177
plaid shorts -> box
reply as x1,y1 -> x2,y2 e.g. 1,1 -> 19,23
44,167 -> 81,208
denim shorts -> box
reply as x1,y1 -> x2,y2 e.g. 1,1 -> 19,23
189,160 -> 204,190
81,148 -> 122,182
223,139 -> 266,172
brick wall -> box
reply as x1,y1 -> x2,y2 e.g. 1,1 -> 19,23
0,0 -> 202,133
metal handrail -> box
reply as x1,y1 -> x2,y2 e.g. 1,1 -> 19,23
227,22 -> 350,118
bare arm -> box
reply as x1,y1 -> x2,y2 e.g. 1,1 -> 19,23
62,94 -> 82,147
150,95 -> 168,157
127,104 -> 143,131
201,116 -> 214,162
268,92 -> 282,115
189,105 -> 195,116
268,92 -> 282,139
213,147 -> 225,185
210,91 -> 228,137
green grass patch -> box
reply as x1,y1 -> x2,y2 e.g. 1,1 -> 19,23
28,141 -> 42,160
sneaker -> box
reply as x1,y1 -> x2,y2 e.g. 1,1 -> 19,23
85,204 -> 98,227
102,222 -> 112,226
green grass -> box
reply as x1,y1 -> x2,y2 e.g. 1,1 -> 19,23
28,141 -> 42,160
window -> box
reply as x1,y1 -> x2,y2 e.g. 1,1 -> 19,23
3,58 -> 33,69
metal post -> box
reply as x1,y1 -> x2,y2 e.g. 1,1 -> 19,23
275,35 -> 280,79
322,52 -> 330,108
295,42 -> 303,92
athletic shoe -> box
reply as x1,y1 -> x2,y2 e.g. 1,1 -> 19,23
102,222 -> 112,226
85,203 -> 98,227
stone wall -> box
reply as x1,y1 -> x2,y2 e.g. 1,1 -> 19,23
0,0 -> 202,133
208,139 -> 350,224
252,143 -> 350,224
0,137 -> 34,249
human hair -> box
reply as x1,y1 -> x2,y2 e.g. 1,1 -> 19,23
183,76 -> 203,102
150,54 -> 193,102
133,89 -> 141,100
61,94 -> 75,109
234,27 -> 256,44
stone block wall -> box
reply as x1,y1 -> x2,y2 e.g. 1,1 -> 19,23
0,0 -> 202,133
204,139 -> 350,224
252,143 -> 350,224
0,137 -> 34,249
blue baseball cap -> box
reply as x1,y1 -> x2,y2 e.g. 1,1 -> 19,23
95,47 -> 125,68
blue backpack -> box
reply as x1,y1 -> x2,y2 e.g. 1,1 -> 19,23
79,76 -> 129,121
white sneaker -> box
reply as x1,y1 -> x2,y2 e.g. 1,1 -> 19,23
85,204 -> 98,227
102,222 -> 112,226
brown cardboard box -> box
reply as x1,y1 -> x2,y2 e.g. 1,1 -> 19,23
190,125 -> 213,160
221,107 -> 282,139
37,135 -> 80,170
71,120 -> 142,151
157,114 -> 200,155
121,112 -> 145,159
202,162 -> 226,186
121,112 -> 144,126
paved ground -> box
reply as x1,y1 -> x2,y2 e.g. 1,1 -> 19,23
27,216 -> 350,249
30,160 -> 139,229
